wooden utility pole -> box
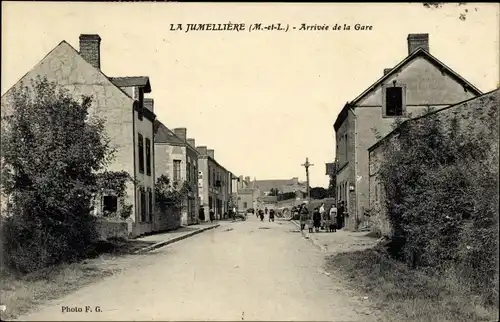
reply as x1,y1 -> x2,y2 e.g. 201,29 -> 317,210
301,157 -> 314,203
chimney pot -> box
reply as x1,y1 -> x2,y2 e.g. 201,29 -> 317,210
173,128 -> 187,141
207,149 -> 215,159
196,146 -> 207,155
407,33 -> 429,55
79,34 -> 101,69
144,98 -> 154,112
187,138 -> 196,147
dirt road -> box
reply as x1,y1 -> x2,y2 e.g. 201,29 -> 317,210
15,217 -> 379,321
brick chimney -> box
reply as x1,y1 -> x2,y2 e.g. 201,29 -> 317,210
407,33 -> 429,55
173,128 -> 187,141
196,146 -> 207,155
384,68 -> 392,75
187,138 -> 195,147
144,98 -> 154,112
79,34 -> 101,69
207,149 -> 215,159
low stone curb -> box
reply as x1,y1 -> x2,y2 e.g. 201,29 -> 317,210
290,220 -> 328,252
134,224 -> 220,254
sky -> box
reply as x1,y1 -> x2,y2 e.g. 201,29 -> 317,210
1,2 -> 499,187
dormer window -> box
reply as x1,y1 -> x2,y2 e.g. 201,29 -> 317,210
382,83 -> 407,117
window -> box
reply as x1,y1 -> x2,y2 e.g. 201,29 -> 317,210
187,161 -> 191,182
173,160 -> 181,182
243,202 -> 248,208
148,188 -> 153,221
103,195 -> 118,213
140,187 -> 147,222
145,138 -> 151,176
385,86 -> 403,116
212,170 -> 215,187
138,134 -> 144,174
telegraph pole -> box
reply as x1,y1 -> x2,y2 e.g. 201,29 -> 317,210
301,157 -> 314,203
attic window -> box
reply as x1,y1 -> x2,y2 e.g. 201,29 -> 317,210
385,86 -> 403,117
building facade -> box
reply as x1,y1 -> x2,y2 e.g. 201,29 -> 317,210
154,122 -> 199,227
333,33 -> 482,231
0,34 -> 157,238
197,147 -> 232,220
368,89 -> 499,237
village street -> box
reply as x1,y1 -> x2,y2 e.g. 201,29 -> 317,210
15,216 -> 379,321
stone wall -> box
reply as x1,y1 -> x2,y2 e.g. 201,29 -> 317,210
95,218 -> 129,241
157,207 -> 182,232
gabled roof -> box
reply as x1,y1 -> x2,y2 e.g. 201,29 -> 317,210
333,47 -> 483,132
109,76 -> 152,93
154,120 -> 185,145
350,48 -> 482,106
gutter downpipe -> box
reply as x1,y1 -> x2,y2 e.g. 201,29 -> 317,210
349,103 -> 360,232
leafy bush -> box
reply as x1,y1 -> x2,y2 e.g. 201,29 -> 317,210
377,95 -> 499,304
1,77 -> 130,273
155,174 -> 191,212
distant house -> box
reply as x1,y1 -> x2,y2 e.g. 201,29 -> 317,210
252,177 -> 307,196
197,147 -> 233,220
333,33 -> 482,231
0,34 -> 157,238
154,121 -> 199,227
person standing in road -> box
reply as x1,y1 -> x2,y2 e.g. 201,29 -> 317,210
319,203 -> 326,230
313,207 -> 322,233
199,206 -> 206,222
337,201 -> 345,229
299,204 -> 308,231
259,209 -> 264,222
329,204 -> 337,232
269,209 -> 275,222
209,208 -> 215,223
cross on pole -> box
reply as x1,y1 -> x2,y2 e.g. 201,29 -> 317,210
301,157 -> 314,203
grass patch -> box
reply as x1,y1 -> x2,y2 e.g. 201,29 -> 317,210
0,238 -> 156,320
326,246 -> 498,322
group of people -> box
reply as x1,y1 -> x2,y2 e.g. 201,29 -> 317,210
255,207 -> 276,222
199,206 -> 216,222
294,201 -> 346,233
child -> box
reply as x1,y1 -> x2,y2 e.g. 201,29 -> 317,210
307,216 -> 314,233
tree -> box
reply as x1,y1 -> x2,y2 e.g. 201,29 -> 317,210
268,188 -> 280,196
310,187 -> 328,200
377,99 -> 498,302
155,174 -> 191,212
1,76 -> 132,273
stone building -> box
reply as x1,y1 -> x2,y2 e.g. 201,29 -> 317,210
0,34 -> 157,238
368,89 -> 499,237
154,121 -> 199,228
197,147 -> 233,220
251,177 -> 307,196
333,33 -> 482,231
